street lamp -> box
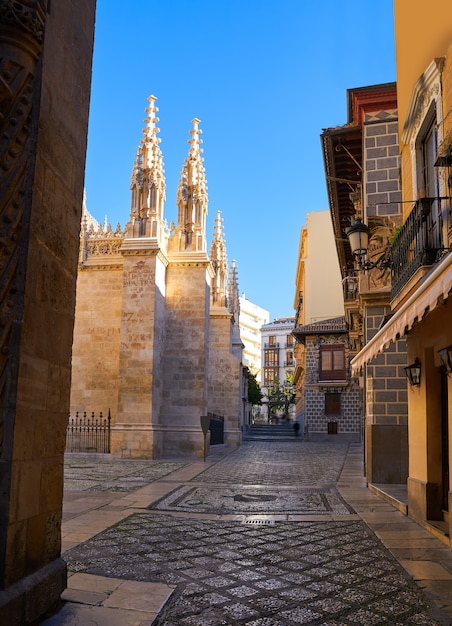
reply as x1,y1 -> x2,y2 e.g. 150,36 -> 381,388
404,359 -> 421,386
345,218 -> 392,271
438,346 -> 452,374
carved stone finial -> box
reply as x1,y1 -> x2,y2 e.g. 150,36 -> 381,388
172,118 -> 208,252
228,259 -> 240,320
128,95 -> 166,242
210,211 -> 228,306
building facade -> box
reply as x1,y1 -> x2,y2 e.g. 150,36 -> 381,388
321,83 -> 409,484
70,97 -> 243,459
261,316 -> 296,422
293,211 -> 345,424
261,316 -> 296,388
239,294 -> 269,382
352,4 -> 452,541
293,317 -> 362,441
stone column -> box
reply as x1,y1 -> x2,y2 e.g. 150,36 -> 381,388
0,1 -> 95,622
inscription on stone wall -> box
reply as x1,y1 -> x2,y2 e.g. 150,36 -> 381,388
123,260 -> 154,293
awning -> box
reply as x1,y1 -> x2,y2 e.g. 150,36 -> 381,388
351,252 -> 452,374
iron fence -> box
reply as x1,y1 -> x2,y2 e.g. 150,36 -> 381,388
66,410 -> 111,453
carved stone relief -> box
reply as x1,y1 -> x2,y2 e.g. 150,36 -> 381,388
0,0 -> 47,455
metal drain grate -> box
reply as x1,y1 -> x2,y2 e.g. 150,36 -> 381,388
242,516 -> 275,526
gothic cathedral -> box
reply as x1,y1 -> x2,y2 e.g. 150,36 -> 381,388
70,96 -> 243,458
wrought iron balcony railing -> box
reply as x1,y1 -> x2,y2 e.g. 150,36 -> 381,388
391,197 -> 449,298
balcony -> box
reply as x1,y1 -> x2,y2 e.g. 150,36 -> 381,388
391,197 -> 450,299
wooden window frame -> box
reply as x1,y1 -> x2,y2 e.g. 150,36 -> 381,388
319,345 -> 346,381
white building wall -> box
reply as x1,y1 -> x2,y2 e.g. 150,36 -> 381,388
302,211 -> 345,324
239,294 -> 269,382
261,317 -> 296,384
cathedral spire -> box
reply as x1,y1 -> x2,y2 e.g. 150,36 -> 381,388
210,211 -> 228,306
172,118 -> 208,252
128,95 -> 167,242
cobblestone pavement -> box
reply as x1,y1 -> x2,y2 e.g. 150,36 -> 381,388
190,442 -> 348,486
64,459 -> 187,492
63,442 -> 449,625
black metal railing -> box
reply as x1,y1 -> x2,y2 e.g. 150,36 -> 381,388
208,412 -> 224,445
66,410 -> 111,453
391,197 -> 449,298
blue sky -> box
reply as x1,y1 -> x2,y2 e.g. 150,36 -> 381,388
84,0 -> 396,320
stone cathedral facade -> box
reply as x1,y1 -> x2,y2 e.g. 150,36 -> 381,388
70,96 -> 243,459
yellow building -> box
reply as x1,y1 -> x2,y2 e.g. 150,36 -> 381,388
353,4 -> 452,540
293,211 -> 345,411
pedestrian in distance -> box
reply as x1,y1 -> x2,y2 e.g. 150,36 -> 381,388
293,421 -> 300,437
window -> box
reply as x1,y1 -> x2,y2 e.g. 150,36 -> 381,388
419,114 -> 443,248
265,349 -> 278,367
285,351 -> 294,366
268,335 -> 276,346
319,345 -> 346,381
325,393 -> 341,415
264,368 -> 277,387
286,334 -> 294,347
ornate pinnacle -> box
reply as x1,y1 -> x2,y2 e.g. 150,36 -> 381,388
130,95 -> 165,197
174,118 -> 208,250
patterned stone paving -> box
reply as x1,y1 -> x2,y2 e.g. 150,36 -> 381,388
65,514 -> 440,625
151,484 -> 353,515
192,442 -> 349,485
64,460 -> 187,492
62,442 -> 446,624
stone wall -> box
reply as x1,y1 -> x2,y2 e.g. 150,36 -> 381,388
157,261 -> 211,457
0,0 -> 96,622
361,110 -> 408,484
364,303 -> 408,483
70,265 -> 123,419
113,251 -> 167,458
208,306 -> 242,447
365,118 -> 401,220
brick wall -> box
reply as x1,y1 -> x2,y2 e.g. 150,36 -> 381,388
364,116 -> 402,221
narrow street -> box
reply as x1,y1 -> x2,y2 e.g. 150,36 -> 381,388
44,438 -> 452,625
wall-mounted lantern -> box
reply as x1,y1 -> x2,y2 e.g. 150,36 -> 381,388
438,346 -> 452,374
345,218 -> 392,272
404,358 -> 421,386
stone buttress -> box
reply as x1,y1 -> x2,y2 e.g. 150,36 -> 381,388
114,96 -> 169,458
207,214 -> 243,447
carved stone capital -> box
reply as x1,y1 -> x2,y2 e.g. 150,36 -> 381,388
0,0 -> 47,43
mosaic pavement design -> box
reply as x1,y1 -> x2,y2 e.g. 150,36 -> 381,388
192,442 -> 350,485
64,460 -> 187,492
65,514 -> 440,625
150,484 -> 354,515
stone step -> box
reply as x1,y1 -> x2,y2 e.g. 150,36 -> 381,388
243,423 -> 300,441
